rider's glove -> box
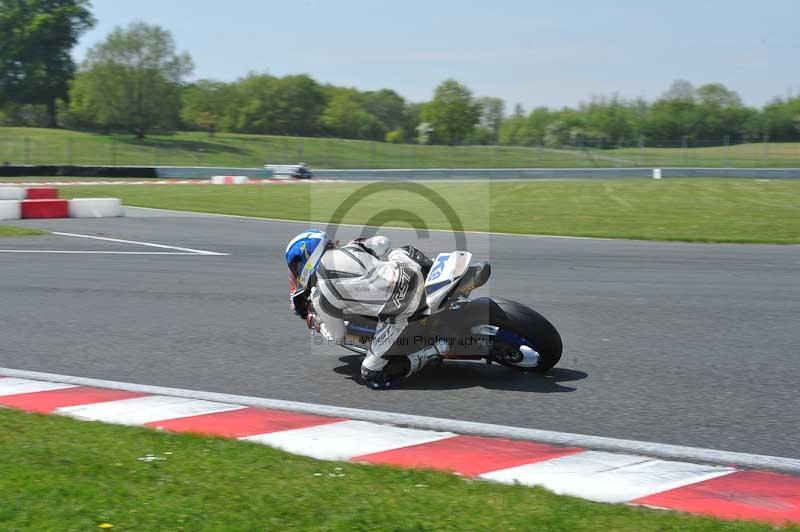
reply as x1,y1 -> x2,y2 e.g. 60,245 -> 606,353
306,313 -> 322,333
291,291 -> 310,320
400,245 -> 434,276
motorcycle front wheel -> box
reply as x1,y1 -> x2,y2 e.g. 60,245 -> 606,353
471,298 -> 563,373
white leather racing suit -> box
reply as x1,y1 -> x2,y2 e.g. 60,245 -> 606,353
310,236 -> 435,384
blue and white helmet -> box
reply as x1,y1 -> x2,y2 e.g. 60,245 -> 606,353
285,229 -> 330,296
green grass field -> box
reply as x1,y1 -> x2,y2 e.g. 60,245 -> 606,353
62,178 -> 800,244
0,224 -> 43,237
613,142 -> 800,168
2,127 -> 800,168
0,408 -> 790,531
0,127 -> 581,168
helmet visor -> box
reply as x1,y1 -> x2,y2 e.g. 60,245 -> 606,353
287,267 -> 299,295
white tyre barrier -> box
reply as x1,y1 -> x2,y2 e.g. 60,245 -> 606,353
0,187 -> 26,200
210,175 -> 249,184
68,198 -> 124,218
0,200 -> 22,220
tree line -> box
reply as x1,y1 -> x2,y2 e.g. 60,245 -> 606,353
1,2 -> 799,146
500,82 -> 800,147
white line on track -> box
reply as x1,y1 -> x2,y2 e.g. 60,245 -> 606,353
52,232 -> 228,255
0,250 -> 214,255
1,366 -> 798,474
0,231 -> 228,256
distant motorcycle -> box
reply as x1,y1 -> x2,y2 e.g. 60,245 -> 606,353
328,251 -> 563,372
263,163 -> 313,180
291,166 -> 313,179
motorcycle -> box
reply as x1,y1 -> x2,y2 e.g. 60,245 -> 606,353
328,251 -> 563,373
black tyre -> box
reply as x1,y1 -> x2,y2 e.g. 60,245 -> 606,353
484,297 -> 562,372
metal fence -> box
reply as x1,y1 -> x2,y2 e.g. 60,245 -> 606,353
1,133 -> 799,169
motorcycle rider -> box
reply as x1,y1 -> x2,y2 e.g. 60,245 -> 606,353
285,229 -> 443,389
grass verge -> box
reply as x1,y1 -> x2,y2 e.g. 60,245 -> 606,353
0,408 -> 791,531
63,178 -> 800,244
0,225 -> 44,237
0,127 -> 584,169
3,127 -> 800,168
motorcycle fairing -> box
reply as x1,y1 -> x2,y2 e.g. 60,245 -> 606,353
424,251 -> 472,311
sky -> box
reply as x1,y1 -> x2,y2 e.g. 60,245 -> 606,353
73,0 -> 799,110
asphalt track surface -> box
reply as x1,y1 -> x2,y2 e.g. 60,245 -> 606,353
2,208 -> 798,459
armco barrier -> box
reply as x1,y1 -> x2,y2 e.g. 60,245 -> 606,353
2,165 -> 800,180
312,167 -> 800,180
0,165 -> 158,178
0,165 -> 273,179
663,167 -> 800,179
313,168 -> 650,180
156,166 -> 272,179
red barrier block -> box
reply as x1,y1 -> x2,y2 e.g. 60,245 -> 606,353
25,187 -> 59,199
21,199 -> 69,219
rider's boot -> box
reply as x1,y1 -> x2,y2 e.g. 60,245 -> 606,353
362,339 -> 448,389
405,339 -> 448,377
